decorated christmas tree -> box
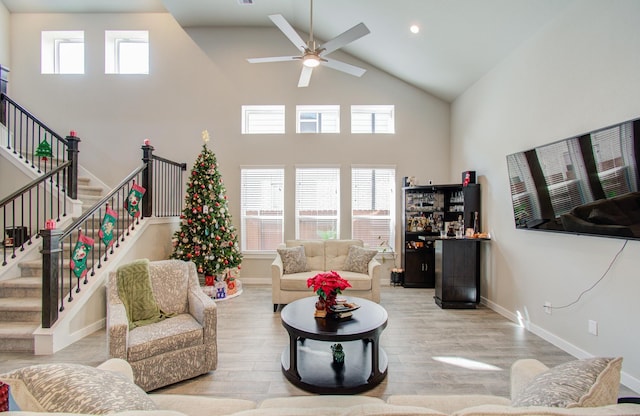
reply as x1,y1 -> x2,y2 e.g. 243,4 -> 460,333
171,130 -> 242,286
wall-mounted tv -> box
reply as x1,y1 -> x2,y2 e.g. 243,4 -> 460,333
506,117 -> 640,240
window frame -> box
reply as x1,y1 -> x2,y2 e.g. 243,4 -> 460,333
41,31 -> 85,74
295,166 -> 341,240
351,166 -> 396,251
242,105 -> 286,134
240,166 -> 285,252
296,105 -> 340,134
351,105 -> 395,134
105,30 -> 149,74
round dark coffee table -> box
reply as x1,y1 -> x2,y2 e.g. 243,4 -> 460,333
280,296 -> 388,394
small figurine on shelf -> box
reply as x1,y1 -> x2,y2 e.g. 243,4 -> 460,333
331,343 -> 345,365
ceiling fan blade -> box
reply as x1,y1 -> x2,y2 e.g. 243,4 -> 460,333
269,14 -> 306,52
323,58 -> 366,77
298,66 -> 313,87
247,56 -> 299,64
321,23 -> 370,55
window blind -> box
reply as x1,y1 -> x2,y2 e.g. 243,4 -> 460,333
240,168 -> 284,251
296,105 -> 340,133
536,138 -> 591,216
351,167 -> 395,249
591,122 -> 636,197
506,152 -> 541,226
295,167 -> 340,239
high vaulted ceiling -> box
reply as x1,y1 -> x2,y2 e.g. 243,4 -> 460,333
1,0 -> 574,102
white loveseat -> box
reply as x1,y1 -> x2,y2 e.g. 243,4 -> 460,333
2,358 -> 638,416
271,239 -> 381,312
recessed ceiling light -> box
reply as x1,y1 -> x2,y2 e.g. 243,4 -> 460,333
410,25 -> 420,34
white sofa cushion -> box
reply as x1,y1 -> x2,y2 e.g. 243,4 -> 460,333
232,403 -> 447,416
388,394 -> 511,415
452,403 -> 640,416
286,240 -> 324,271
325,239 -> 362,270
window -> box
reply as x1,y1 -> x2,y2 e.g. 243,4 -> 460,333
351,105 -> 395,134
105,30 -> 149,74
242,105 -> 285,134
591,122 -> 637,198
536,138 -> 591,216
41,31 -> 84,74
506,152 -> 541,227
351,167 -> 396,250
295,167 -> 340,239
296,105 -> 340,133
240,168 -> 284,251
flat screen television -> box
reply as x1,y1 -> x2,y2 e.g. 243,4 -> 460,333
506,116 -> 640,240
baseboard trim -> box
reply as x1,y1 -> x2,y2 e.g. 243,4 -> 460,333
480,296 -> 640,394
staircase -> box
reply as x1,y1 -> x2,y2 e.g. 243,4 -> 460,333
0,176 -> 105,352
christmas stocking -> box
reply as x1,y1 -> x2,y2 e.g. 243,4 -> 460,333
125,183 -> 146,218
70,232 -> 94,279
99,207 -> 119,248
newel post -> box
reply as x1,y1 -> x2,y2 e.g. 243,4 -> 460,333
0,65 -> 9,125
66,131 -> 81,200
40,228 -> 63,328
141,140 -> 154,218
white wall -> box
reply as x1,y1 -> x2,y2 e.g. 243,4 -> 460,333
0,1 -> 9,68
8,13 -> 449,276
451,0 -> 640,391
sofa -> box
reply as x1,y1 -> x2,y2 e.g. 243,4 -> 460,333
271,239 -> 381,312
2,357 -> 639,416
560,192 -> 640,238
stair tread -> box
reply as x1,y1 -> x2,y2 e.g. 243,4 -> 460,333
0,322 -> 39,336
0,276 -> 41,287
0,297 -> 41,310
78,184 -> 102,191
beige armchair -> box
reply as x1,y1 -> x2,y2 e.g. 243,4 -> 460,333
107,259 -> 217,392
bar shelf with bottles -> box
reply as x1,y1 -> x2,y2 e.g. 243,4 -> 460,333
402,182 -> 483,298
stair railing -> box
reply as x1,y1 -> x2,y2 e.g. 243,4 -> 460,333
1,161 -> 72,266
40,143 -> 186,328
1,93 -> 80,199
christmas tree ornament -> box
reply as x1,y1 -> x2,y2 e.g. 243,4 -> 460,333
70,229 -> 94,279
35,139 -> 53,162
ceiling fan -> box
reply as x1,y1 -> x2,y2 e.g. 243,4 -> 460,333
246,0 -> 370,87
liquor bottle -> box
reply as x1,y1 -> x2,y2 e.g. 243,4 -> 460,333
473,212 -> 479,234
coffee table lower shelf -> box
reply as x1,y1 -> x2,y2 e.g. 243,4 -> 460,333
281,338 -> 388,394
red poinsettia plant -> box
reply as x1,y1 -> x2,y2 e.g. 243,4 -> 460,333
307,271 -> 351,300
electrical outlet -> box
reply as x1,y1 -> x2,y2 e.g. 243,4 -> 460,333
588,320 -> 598,336
544,301 -> 552,315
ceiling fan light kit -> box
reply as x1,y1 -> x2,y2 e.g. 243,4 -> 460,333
302,54 -> 321,68
247,0 -> 370,87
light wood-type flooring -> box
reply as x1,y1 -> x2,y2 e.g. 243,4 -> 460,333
0,284 -> 635,402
